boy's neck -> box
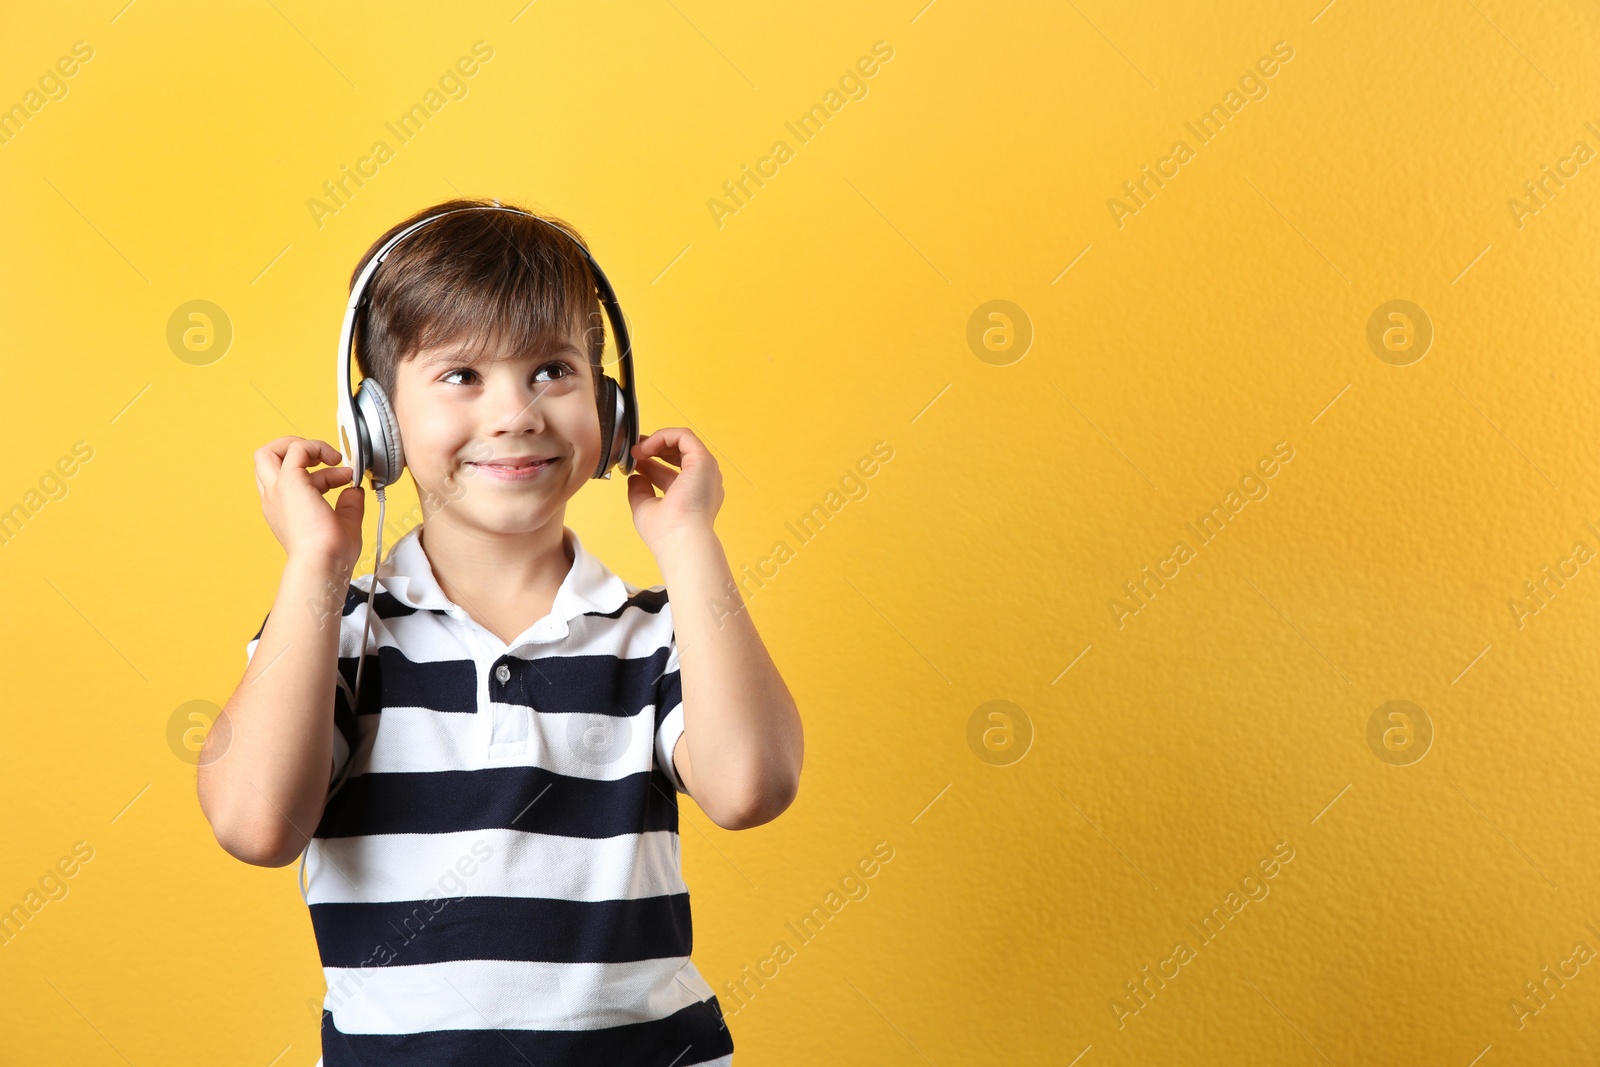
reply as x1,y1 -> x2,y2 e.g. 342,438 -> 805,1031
414,513 -> 575,618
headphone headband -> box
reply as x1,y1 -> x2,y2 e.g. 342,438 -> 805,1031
335,204 -> 638,490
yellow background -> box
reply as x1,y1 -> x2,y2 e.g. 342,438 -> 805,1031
2,0 -> 1598,1063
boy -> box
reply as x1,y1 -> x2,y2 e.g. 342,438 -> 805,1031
197,199 -> 803,1065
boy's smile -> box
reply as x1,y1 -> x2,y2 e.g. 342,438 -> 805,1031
390,324 -> 601,534
468,455 -> 559,481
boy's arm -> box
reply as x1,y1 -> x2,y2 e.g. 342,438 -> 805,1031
658,527 -> 803,831
198,436 -> 365,868
198,554 -> 350,867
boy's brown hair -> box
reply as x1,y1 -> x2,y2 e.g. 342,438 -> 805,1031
349,197 -> 605,409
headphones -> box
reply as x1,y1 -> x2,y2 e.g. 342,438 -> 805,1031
335,203 -> 639,490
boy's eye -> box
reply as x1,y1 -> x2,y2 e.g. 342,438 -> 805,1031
440,361 -> 574,386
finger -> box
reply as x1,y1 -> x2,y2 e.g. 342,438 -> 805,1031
306,439 -> 342,466
633,432 -> 686,467
635,455 -> 679,491
280,439 -> 314,473
642,427 -> 705,466
254,440 -> 298,492
259,435 -> 302,459
281,438 -> 340,474
255,435 -> 299,471
266,436 -> 336,469
308,466 -> 354,492
627,471 -> 657,505
283,438 -> 342,470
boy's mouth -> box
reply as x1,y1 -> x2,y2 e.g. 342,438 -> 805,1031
467,456 -> 558,481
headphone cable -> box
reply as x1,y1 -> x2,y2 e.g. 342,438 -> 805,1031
299,483 -> 387,906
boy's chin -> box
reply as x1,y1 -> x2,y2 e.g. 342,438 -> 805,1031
422,491 -> 572,533
441,510 -> 559,538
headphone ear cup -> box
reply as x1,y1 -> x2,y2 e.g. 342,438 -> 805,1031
593,376 -> 620,479
355,379 -> 405,490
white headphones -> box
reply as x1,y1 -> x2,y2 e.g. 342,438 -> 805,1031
335,203 -> 639,490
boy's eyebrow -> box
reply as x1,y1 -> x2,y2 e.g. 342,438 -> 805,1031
416,348 -> 466,367
416,340 -> 582,367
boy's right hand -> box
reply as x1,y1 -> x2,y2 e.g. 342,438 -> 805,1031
254,437 -> 364,572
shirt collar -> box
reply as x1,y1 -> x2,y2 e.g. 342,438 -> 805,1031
376,523 -> 630,624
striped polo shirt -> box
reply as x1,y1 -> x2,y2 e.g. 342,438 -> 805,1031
244,523 -> 733,1066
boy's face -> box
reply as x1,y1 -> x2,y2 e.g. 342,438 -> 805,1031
391,323 -> 600,534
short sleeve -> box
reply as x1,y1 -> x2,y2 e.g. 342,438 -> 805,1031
329,670 -> 358,787
653,607 -> 688,795
330,594 -> 368,787
244,606 -> 360,788
244,611 -> 270,664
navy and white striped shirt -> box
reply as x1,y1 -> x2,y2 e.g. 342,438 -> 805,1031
245,523 -> 733,1066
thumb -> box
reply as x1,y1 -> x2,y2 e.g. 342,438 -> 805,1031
627,472 -> 654,507
333,484 -> 365,527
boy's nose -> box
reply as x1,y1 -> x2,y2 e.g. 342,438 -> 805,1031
487,378 -> 552,432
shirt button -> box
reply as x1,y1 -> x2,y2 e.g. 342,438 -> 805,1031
495,663 -> 511,683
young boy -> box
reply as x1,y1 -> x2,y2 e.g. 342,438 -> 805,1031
197,199 -> 803,1065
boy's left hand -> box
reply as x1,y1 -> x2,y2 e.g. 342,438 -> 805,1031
627,428 -> 724,556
